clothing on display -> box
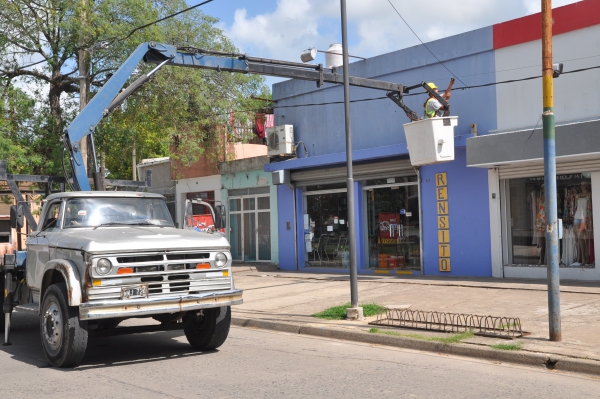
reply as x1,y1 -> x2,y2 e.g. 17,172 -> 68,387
510,175 -> 593,267
561,226 -> 576,266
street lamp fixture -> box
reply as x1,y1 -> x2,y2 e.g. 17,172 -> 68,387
300,45 -> 366,66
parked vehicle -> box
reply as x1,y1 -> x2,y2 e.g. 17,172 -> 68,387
2,191 -> 241,367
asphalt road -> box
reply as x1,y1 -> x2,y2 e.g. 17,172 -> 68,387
1,312 -> 599,398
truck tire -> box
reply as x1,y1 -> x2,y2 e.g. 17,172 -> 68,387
184,306 -> 231,351
40,283 -> 88,367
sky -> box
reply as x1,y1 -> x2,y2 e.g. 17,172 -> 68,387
198,0 -> 582,86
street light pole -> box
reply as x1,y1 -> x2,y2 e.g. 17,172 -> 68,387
340,0 -> 361,319
542,0 -> 561,341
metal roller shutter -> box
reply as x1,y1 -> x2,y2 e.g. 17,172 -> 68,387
290,159 -> 415,185
498,158 -> 600,179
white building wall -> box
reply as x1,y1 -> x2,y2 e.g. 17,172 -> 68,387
495,24 -> 600,131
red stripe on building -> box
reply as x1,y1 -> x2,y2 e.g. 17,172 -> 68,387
493,0 -> 600,49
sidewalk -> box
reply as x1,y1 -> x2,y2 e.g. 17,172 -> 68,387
231,264 -> 600,375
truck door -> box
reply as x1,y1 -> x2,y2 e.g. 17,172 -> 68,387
26,200 -> 63,288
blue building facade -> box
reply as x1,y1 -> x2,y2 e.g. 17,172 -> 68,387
266,0 -> 600,281
266,27 -> 497,277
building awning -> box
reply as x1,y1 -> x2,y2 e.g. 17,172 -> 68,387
291,159 -> 416,185
467,118 -> 600,169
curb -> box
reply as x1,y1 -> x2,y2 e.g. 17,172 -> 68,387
232,317 -> 600,376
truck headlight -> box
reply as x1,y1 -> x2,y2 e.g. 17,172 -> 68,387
96,258 -> 112,275
215,253 -> 227,268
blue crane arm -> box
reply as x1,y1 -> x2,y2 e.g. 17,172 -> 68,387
66,42 -> 175,190
66,42 -> 424,190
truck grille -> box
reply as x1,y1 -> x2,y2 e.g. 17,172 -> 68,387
87,250 -> 231,301
87,273 -> 232,301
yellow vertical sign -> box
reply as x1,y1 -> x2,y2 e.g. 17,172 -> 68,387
436,173 -> 450,272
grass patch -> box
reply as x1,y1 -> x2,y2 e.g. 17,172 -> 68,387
312,303 -> 387,320
489,343 -> 523,351
368,328 -> 475,344
362,303 -> 387,317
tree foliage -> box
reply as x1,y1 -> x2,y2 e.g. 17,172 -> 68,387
0,86 -> 43,174
0,0 -> 270,179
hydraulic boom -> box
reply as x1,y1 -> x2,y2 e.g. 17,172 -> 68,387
65,42 -> 448,190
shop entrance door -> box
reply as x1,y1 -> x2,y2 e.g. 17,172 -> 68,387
363,176 -> 421,272
229,196 -> 271,262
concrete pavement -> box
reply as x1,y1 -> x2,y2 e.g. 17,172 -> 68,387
231,263 -> 600,375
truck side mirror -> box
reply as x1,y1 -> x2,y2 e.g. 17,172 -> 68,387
214,205 -> 226,230
10,204 -> 24,230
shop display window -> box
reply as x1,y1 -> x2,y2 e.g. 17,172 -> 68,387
365,184 -> 420,271
507,173 -> 594,267
304,185 -> 349,268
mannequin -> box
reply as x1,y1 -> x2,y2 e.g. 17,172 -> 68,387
572,182 -> 592,266
535,185 -> 546,265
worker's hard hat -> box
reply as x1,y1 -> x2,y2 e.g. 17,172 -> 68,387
426,82 -> 437,91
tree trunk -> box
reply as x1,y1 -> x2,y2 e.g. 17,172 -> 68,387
49,72 -> 63,136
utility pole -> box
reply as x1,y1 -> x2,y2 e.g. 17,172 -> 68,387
340,0 -> 362,320
542,0 -> 561,341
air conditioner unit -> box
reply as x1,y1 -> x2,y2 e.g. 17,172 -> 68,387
266,125 -> 294,157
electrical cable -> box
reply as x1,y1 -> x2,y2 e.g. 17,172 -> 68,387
385,0 -> 469,88
524,114 -> 543,147
105,0 -> 215,45
265,63 -> 600,110
127,61 -> 597,120
97,49 -> 600,121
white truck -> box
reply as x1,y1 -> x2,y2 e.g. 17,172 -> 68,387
2,191 -> 242,367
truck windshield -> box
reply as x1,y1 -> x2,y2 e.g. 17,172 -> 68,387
63,197 -> 174,228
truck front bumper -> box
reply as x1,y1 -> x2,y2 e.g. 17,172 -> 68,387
79,289 -> 243,320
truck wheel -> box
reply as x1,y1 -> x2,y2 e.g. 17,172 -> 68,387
40,284 -> 88,367
184,306 -> 231,351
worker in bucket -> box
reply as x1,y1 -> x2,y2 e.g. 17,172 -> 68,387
424,78 -> 454,118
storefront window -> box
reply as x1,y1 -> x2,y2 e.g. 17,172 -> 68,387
508,173 -> 594,267
304,186 -> 348,268
365,184 -> 420,271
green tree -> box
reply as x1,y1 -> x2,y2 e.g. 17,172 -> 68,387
0,85 -> 43,174
0,0 -> 269,179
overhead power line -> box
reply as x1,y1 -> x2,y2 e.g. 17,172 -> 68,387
267,63 -> 600,110
385,0 -> 469,88
106,0 -> 215,44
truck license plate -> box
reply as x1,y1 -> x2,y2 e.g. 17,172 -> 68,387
121,285 -> 148,299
